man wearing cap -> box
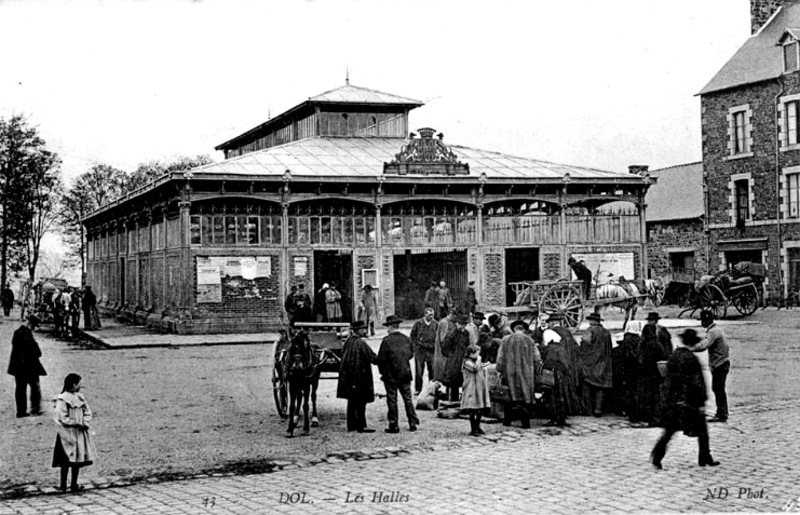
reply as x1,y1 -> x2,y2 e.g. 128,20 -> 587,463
643,312 -> 673,358
410,308 -> 438,395
423,281 -> 438,317
434,310 -> 457,382
441,313 -> 471,401
293,284 -> 313,324
580,312 -> 614,417
7,315 -> 47,417
496,319 -> 540,428
377,315 -> 419,433
692,311 -> 730,423
568,257 -> 593,299
464,280 -> 477,315
436,280 -> 453,320
487,313 -> 512,340
284,285 -> 297,324
358,284 -> 378,337
337,320 -> 378,432
651,328 -> 719,469
465,311 -> 485,346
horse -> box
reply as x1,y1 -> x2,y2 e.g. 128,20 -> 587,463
283,328 -> 321,438
593,273 -> 641,330
642,277 -> 666,307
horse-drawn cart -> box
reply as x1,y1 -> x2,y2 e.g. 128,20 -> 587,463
487,277 -> 649,330
272,322 -> 349,419
670,262 -> 762,319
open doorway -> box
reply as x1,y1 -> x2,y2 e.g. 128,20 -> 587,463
313,251 -> 354,322
393,250 -> 467,320
505,248 -> 539,306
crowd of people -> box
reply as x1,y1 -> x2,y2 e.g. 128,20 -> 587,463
331,300 -> 731,469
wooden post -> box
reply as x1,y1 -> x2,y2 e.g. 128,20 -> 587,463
179,201 -> 192,311
638,199 -> 649,280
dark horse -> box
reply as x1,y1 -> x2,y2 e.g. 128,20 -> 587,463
285,328 -> 321,438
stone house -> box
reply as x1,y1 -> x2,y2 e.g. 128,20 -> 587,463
643,162 -> 706,279
700,0 -> 800,300
83,81 -> 652,334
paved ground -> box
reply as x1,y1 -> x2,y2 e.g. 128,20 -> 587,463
2,305 -> 800,513
2,400 -> 799,514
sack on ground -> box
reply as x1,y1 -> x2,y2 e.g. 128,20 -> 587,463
416,380 -> 441,410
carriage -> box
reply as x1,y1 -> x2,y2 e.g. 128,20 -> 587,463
271,322 -> 350,418
668,262 -> 762,319
489,278 -> 648,330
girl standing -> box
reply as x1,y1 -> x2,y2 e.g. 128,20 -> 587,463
461,344 -> 490,436
52,373 -> 97,492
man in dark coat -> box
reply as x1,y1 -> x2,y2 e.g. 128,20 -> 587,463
496,319 -> 540,428
410,307 -> 438,394
568,257 -> 593,299
284,285 -> 297,324
463,280 -> 477,315
441,313 -> 470,401
7,315 -> 47,417
651,329 -> 719,469
643,312 -> 673,357
580,312 -> 613,417
423,281 -> 438,317
337,320 -> 377,433
82,286 -> 100,330
293,284 -> 313,324
1,283 -> 14,317
377,315 -> 419,433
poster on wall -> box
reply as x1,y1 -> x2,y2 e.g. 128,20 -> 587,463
196,256 -> 274,303
571,252 -> 635,282
294,256 -> 308,277
196,259 -> 222,303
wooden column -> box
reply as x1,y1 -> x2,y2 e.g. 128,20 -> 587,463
638,200 -> 649,280
281,203 -> 290,293
179,201 -> 191,309
559,203 -> 568,277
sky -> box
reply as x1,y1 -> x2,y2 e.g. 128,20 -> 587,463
0,0 -> 750,184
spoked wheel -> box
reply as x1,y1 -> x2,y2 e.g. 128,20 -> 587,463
731,283 -> 759,316
699,284 -> 727,319
539,283 -> 584,329
273,364 -> 288,419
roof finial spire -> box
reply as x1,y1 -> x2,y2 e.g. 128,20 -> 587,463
345,61 -> 350,85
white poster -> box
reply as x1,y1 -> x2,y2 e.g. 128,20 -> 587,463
256,256 -> 272,277
571,252 -> 635,282
240,257 -> 257,280
294,256 -> 308,277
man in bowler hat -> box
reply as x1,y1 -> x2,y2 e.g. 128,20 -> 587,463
337,320 -> 377,432
377,315 -> 419,433
7,315 -> 47,417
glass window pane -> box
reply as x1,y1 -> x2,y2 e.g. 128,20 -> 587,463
226,216 -> 237,245
311,217 -> 320,244
789,101 -> 798,145
321,217 -> 331,244
331,217 -> 341,244
212,216 -> 224,245
190,216 -> 201,245
298,217 -> 310,245
247,216 -> 259,245
343,217 -> 353,243
366,217 -> 375,244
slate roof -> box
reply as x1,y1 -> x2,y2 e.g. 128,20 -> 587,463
309,82 -> 423,106
700,1 -> 800,95
646,162 -> 704,222
194,136 -> 636,182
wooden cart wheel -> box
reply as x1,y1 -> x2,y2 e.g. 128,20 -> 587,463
731,283 -> 759,316
699,284 -> 727,320
539,283 -> 584,329
272,344 -> 288,419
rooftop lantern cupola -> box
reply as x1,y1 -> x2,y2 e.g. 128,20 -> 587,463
383,127 -> 469,176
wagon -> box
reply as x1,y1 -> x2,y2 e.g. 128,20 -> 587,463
671,263 -> 762,319
272,322 -> 349,418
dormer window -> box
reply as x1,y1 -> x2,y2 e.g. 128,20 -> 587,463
778,29 -> 800,72
785,41 -> 799,71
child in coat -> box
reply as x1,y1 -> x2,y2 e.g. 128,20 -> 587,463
461,344 -> 491,436
52,373 -> 97,492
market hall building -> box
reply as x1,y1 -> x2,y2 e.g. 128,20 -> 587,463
83,82 -> 653,334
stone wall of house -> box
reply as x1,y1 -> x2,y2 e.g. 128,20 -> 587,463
702,65 -> 800,300
646,219 -> 707,276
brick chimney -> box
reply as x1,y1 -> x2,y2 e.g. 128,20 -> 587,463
751,0 -> 788,34
628,165 -> 649,176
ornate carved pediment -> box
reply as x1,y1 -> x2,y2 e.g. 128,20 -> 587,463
384,127 -> 469,176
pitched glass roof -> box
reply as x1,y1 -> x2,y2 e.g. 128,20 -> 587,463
196,136 -> 634,182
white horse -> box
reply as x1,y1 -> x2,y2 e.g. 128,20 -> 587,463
594,273 -> 640,330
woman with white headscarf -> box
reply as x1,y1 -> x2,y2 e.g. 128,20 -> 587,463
542,326 -> 573,427
613,321 -> 641,420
